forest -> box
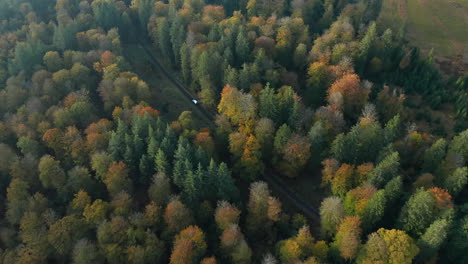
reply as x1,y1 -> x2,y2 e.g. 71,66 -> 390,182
0,0 -> 466,263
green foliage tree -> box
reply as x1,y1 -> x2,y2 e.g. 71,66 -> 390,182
91,0 -> 121,30
72,239 -> 103,264
368,152 -> 400,187
319,196 -> 344,239
398,189 -> 438,236
443,167 -> 467,196
417,218 -> 452,261
38,155 -> 66,190
448,129 -> 468,159
362,190 -> 387,232
422,138 -> 447,173
48,215 -> 88,256
6,178 -> 30,225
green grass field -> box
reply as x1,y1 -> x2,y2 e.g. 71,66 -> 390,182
378,0 -> 468,71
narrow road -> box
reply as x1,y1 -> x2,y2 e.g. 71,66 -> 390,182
138,38 -> 214,121
135,38 -> 321,220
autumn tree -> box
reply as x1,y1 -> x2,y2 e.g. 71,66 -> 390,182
306,61 -> 332,106
47,215 -> 88,256
327,73 -> 370,117
333,216 -> 362,261
38,155 -> 66,191
148,172 -> 172,204
164,199 -> 194,234
43,51 -> 64,72
6,178 -> 30,225
67,166 -> 95,195
246,181 -> 280,237
344,184 -> 377,216
220,224 -> 252,264
428,187 -> 454,209
277,135 -> 311,178
72,239 -> 103,264
215,201 -> 241,231
239,134 -> 264,180
70,190 -> 91,214
170,225 -> 207,264
255,118 -> 275,158
319,196 -> 344,239
83,199 -> 109,225
103,161 -> 133,197
91,152 -> 112,181
277,239 -> 301,263
357,228 -> 419,264
218,85 -> 257,125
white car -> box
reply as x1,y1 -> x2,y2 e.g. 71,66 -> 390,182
192,99 -> 198,104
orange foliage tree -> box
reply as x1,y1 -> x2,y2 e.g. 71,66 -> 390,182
327,73 -> 370,117
164,200 -> 194,234
334,216 -> 362,260
170,226 -> 207,264
344,184 -> 377,216
214,201 -> 241,231
428,187 -> 453,209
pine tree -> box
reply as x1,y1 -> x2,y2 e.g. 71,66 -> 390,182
108,120 -> 126,161
155,148 -> 169,175
180,43 -> 191,83
259,84 -> 278,122
136,0 -> 154,32
139,154 -> 153,183
183,168 -> 199,208
224,65 -> 238,87
235,26 -> 249,66
357,22 -> 377,73
156,17 -> 172,57
217,162 -> 239,202
274,124 -> 292,154
91,0 -> 120,30
383,114 -> 401,144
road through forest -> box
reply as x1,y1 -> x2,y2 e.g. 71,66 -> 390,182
132,37 -> 321,221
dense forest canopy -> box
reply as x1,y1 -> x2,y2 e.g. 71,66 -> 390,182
0,0 -> 467,263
